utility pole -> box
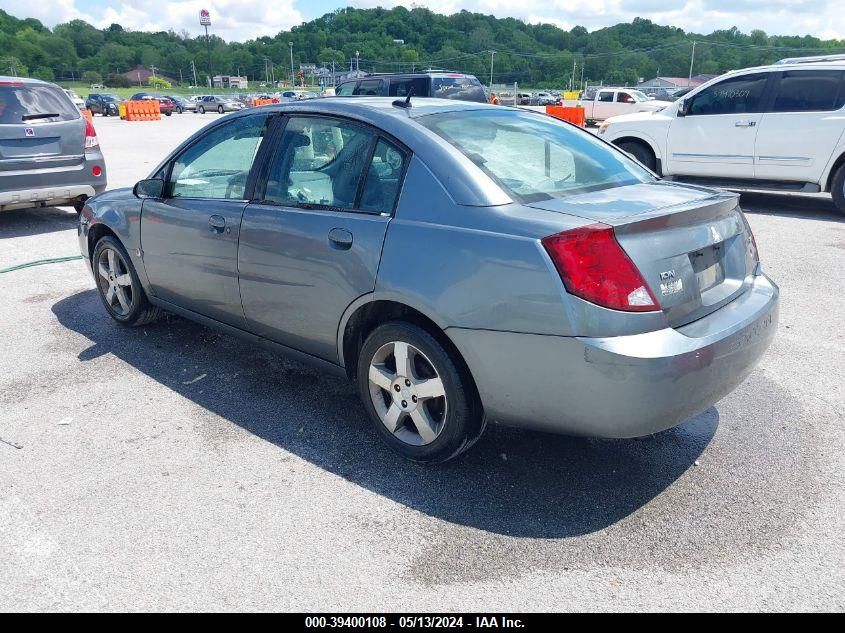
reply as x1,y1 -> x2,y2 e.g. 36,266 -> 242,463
289,42 -> 295,86
489,50 -> 495,91
191,60 -> 198,86
356,50 -> 360,73
179,68 -> 183,85
149,65 -> 157,80
571,58 -> 577,91
688,40 -> 697,87
580,63 -> 585,91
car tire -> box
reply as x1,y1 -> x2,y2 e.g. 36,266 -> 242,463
176,106 -> 183,114
92,236 -> 162,327
616,140 -> 657,172
218,105 -> 224,114
832,164 -> 845,215
164,110 -> 171,116
198,105 -> 205,114
357,321 -> 485,464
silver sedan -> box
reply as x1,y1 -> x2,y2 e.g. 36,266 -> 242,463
78,98 -> 778,463
196,95 -> 246,114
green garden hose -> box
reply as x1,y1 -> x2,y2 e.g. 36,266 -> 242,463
0,255 -> 84,274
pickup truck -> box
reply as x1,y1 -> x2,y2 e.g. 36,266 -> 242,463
562,88 -> 670,123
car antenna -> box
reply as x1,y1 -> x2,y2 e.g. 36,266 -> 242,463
392,86 -> 415,109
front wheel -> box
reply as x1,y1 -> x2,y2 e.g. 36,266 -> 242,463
616,140 -> 657,172
164,110 -> 171,116
217,105 -> 224,114
832,164 -> 845,216
92,236 -> 161,327
198,105 -> 205,114
357,322 -> 484,464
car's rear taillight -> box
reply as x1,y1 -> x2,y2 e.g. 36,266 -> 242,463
542,223 -> 660,312
84,118 -> 99,150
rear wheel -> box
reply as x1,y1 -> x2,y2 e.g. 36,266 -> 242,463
617,140 -> 657,172
92,236 -> 161,327
832,165 -> 845,215
176,106 -> 183,114
357,321 -> 484,464
164,110 -> 171,116
198,105 -> 205,114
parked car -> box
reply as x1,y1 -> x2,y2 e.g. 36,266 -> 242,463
86,93 -> 123,116
78,97 -> 777,463
63,88 -> 85,111
128,93 -> 174,116
336,72 -> 488,103
562,88 -> 670,123
516,92 -> 532,105
600,55 -> 845,214
163,95 -> 196,114
1,76 -> 106,213
196,95 -> 246,114
535,91 -> 559,106
90,83 -> 105,90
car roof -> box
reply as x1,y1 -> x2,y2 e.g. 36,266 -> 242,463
255,96 -> 490,121
0,75 -> 59,87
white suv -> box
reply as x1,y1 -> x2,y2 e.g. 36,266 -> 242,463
600,55 -> 845,214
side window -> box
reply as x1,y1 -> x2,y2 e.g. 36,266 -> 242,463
616,92 -> 634,103
169,114 -> 270,200
388,78 -> 428,97
359,139 -> 407,214
771,70 -> 845,113
336,82 -> 356,96
687,73 -> 769,115
263,116 -> 376,210
597,91 -> 613,102
355,80 -> 383,96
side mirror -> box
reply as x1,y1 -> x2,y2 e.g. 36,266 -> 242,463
677,99 -> 689,117
133,178 -> 164,199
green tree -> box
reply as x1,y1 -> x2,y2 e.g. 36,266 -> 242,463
82,70 -> 102,84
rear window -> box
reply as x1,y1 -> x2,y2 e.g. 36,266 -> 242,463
431,76 -> 487,103
772,70 -> 845,112
0,84 -> 79,124
420,109 -> 652,203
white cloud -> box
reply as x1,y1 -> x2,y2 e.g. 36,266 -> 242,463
0,1 -> 303,41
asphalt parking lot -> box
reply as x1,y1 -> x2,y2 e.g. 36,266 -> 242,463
1,113 -> 843,611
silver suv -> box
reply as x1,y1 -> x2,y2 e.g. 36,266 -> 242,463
1,76 -> 106,213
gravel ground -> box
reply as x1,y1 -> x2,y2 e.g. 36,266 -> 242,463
0,114 -> 843,612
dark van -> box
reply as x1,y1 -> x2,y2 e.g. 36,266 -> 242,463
335,72 -> 487,103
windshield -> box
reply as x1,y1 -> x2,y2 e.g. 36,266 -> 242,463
420,109 -> 652,202
0,84 -> 80,124
628,90 -> 651,102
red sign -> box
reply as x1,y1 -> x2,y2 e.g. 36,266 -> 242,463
199,9 -> 211,26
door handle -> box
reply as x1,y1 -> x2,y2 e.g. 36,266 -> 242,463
328,227 -> 353,250
208,214 -> 226,234
735,121 -> 756,127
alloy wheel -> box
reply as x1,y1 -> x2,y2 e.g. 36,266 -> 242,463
367,341 -> 447,446
96,247 -> 134,317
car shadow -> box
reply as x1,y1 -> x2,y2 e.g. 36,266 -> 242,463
0,206 -> 79,238
52,289 -> 717,538
739,191 -> 843,222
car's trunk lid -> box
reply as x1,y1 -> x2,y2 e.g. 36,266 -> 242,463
527,181 -> 758,327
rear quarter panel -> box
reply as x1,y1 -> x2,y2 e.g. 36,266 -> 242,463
374,157 -> 584,336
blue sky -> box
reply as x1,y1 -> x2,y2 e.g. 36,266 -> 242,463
2,1 -> 843,41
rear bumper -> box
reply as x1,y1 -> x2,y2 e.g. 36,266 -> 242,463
0,152 -> 107,211
447,274 -> 779,437
0,183 -> 106,211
